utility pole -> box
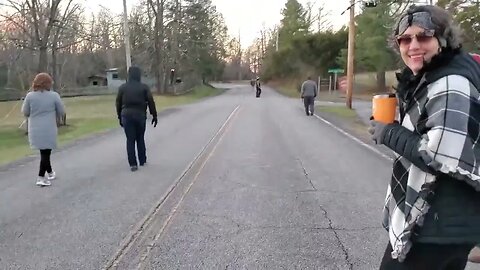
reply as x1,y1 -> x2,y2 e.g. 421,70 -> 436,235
238,29 -> 242,81
123,0 -> 132,72
171,0 -> 180,93
257,44 -> 261,75
346,0 -> 355,109
261,33 -> 265,60
275,29 -> 279,52
318,7 -> 321,32
253,55 -> 258,77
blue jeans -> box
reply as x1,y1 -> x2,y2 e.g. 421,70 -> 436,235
122,115 -> 146,166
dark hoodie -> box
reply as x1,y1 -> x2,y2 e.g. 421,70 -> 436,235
116,66 -> 157,119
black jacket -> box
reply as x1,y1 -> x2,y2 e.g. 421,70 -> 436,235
382,50 -> 480,244
116,67 -> 157,119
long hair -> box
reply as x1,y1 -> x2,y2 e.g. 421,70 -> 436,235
32,73 -> 53,92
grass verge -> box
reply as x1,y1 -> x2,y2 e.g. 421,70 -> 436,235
315,105 -> 371,143
0,85 -> 222,166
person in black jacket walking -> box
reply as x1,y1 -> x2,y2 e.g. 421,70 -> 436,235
255,77 -> 261,98
367,5 -> 480,269
116,66 -> 158,171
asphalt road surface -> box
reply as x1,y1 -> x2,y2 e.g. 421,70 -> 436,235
1,83 -> 478,270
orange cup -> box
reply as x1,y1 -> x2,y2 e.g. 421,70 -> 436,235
372,94 -> 397,124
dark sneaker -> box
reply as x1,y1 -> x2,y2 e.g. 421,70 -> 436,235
130,166 -> 138,172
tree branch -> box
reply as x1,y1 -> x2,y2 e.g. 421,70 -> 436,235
26,0 -> 41,46
0,14 -> 35,40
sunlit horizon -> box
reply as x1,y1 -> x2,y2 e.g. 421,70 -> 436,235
85,0 -> 352,48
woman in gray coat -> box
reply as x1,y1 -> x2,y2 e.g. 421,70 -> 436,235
21,73 -> 65,187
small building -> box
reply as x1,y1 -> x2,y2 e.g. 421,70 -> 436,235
106,68 -> 124,90
87,75 -> 108,86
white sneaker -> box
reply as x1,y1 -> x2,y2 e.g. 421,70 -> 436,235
36,177 -> 51,187
47,171 -> 56,180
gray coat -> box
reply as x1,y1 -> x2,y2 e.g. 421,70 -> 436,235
21,90 -> 65,150
300,80 -> 318,97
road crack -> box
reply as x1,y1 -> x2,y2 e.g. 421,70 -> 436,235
318,204 -> 354,270
296,158 -> 317,191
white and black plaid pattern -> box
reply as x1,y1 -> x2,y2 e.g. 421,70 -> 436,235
383,74 -> 480,262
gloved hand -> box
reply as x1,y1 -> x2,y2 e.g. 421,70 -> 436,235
368,120 -> 388,145
151,117 -> 158,127
118,118 -> 123,127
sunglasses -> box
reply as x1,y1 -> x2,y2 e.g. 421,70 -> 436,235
396,30 -> 435,46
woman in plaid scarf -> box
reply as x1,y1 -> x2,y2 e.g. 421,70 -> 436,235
368,5 -> 480,269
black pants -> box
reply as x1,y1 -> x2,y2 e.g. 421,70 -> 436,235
256,87 -> 261,97
122,115 -> 146,166
39,149 -> 52,177
303,96 -> 315,115
380,242 -> 474,270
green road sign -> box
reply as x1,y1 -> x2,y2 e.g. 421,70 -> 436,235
328,68 -> 344,74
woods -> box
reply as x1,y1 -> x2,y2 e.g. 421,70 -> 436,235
256,0 -> 480,92
0,0 -> 478,98
0,0 -> 233,99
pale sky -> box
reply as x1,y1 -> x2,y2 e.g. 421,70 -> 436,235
213,0 -> 351,47
85,0 -> 352,47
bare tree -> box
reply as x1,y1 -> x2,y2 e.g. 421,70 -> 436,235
146,0 -> 166,93
0,0 -> 86,73
0,0 -> 230,97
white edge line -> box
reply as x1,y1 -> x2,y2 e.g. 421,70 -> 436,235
104,105 -> 241,269
313,114 -> 393,162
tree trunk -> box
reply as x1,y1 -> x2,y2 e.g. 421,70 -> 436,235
154,30 -> 162,94
38,46 -> 49,72
6,64 -> 12,87
376,70 -> 386,93
154,0 -> 165,94
106,48 -> 114,68
158,1 -> 165,94
51,40 -> 58,88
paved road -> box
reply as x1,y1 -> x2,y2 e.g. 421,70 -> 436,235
0,83 -> 478,269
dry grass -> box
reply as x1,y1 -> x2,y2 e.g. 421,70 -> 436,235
315,105 -> 370,142
0,85 -> 222,165
269,70 -> 398,101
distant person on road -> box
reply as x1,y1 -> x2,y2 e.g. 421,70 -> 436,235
21,73 -> 65,187
255,77 -> 261,98
116,66 -> 158,172
300,76 -> 317,116
367,5 -> 480,269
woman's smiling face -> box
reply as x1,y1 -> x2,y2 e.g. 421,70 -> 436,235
397,25 -> 440,75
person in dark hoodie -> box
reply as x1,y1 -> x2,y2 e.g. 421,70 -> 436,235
255,77 -> 261,98
367,5 -> 480,269
116,66 -> 158,171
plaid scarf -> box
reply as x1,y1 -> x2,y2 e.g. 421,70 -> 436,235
383,51 -> 480,262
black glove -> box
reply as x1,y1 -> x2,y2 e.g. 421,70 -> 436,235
151,117 -> 158,127
368,120 -> 388,144
118,118 -> 123,127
